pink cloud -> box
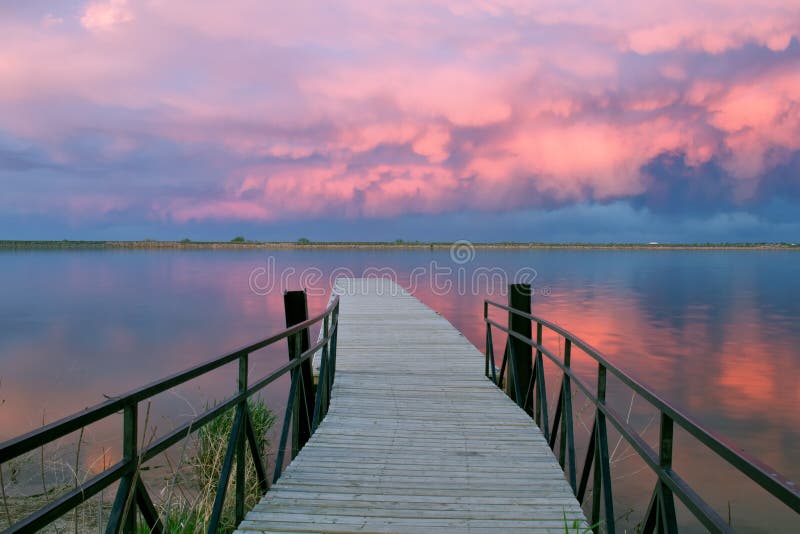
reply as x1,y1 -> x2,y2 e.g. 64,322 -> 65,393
412,125 -> 451,163
0,1 -> 799,221
301,63 -> 515,127
81,0 -> 134,32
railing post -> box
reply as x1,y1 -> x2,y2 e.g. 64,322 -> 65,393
123,404 -> 137,534
107,403 -> 137,534
507,284 -> 532,415
235,353 -> 248,524
284,290 -> 313,457
534,321 -> 548,435
562,339 -> 577,492
592,364 -> 615,533
483,301 -> 490,378
329,303 -> 338,387
323,312 -> 331,415
312,314 -> 330,431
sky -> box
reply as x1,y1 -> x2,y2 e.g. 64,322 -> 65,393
1,0 -> 800,243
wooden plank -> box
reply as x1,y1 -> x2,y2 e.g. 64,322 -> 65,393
236,278 -> 587,533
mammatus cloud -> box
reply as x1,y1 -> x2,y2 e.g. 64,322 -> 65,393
0,1 -> 799,230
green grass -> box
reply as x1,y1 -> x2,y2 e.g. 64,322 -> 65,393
0,396 -> 276,534
137,398 -> 275,534
563,511 -> 603,533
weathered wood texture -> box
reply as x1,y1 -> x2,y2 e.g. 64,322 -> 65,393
236,278 -> 587,533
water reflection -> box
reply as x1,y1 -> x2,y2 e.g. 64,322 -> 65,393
1,248 -> 798,528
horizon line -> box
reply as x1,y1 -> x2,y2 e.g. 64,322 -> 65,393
1,239 -> 798,250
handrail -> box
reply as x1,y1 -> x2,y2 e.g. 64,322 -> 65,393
485,298 -> 800,533
0,298 -> 337,464
0,294 -> 340,534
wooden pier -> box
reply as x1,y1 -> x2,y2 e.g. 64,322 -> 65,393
3,278 -> 798,533
235,278 -> 586,533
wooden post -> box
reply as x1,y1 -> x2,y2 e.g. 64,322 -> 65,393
507,284 -> 533,415
284,290 -> 313,457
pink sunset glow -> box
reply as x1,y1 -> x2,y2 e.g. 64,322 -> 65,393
1,1 -> 799,239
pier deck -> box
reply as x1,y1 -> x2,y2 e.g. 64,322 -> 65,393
236,278 -> 586,533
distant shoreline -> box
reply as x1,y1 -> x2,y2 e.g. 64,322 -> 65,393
1,240 -> 798,250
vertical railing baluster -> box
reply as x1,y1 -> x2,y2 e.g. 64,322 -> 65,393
208,406 -> 244,533
593,364 -> 615,533
591,421 -> 603,530
530,353 -> 538,418
507,341 -> 523,409
484,301 -> 490,378
329,304 -> 338,393
549,384 -> 563,451
244,406 -> 269,495
487,326 -> 497,384
235,353 -> 248,524
535,322 -> 549,440
534,324 -> 541,424
107,403 -> 138,534
134,478 -> 163,533
323,312 -> 331,418
550,341 -> 565,453
123,404 -> 137,534
577,417 -> 596,503
562,339 -> 577,492
319,318 -> 330,425
311,322 -> 328,432
497,339 -> 508,390
292,333 -> 304,458
272,369 -> 298,483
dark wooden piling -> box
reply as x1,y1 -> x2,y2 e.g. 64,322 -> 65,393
507,283 -> 533,415
283,290 -> 314,457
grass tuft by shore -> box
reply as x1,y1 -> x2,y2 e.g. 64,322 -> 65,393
0,398 -> 276,534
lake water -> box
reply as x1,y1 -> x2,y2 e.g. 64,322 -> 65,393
1,248 -> 798,531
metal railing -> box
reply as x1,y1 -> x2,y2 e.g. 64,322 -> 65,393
0,292 -> 339,534
484,292 -> 800,534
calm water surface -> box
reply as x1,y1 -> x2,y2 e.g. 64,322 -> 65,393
1,249 -> 798,531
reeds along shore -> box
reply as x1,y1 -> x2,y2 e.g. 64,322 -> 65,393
0,398 -> 275,534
